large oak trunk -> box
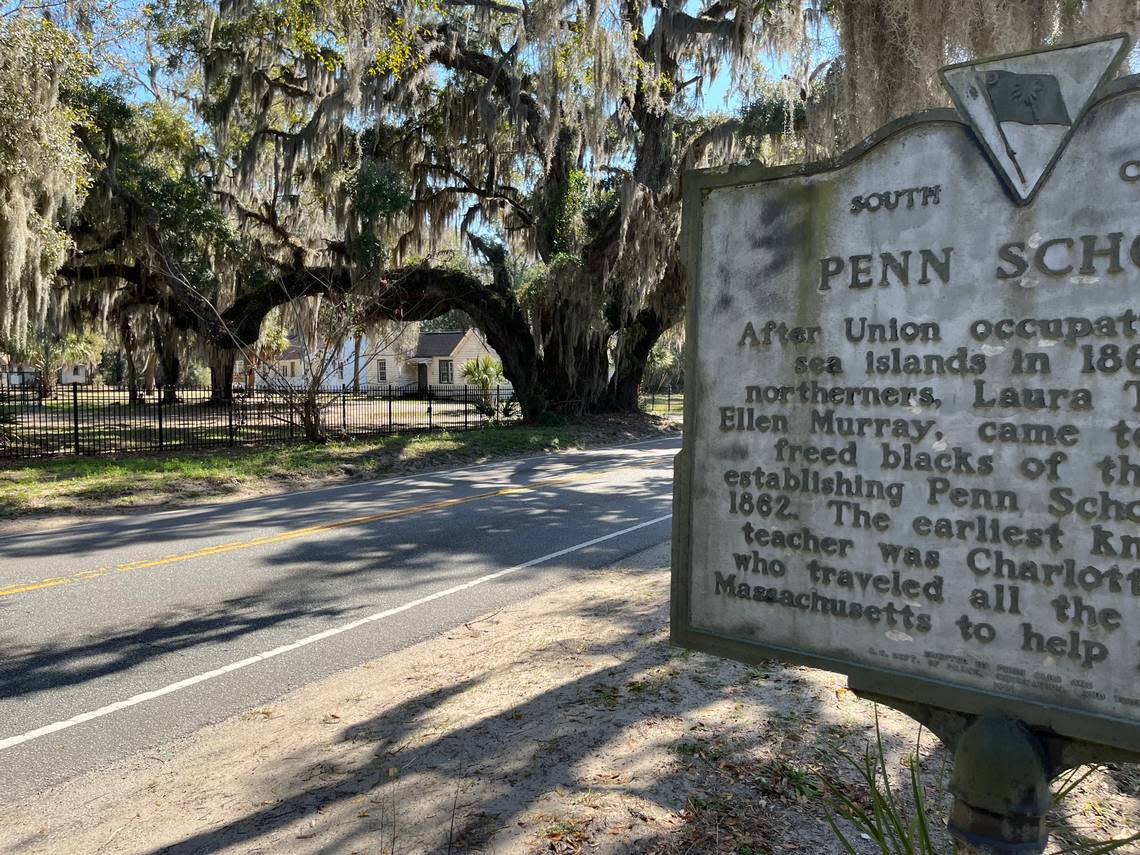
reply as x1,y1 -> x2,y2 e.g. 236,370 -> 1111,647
208,350 -> 236,403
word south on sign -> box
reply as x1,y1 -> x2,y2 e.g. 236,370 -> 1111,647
672,34 -> 1140,753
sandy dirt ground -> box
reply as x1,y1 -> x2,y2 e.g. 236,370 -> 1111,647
2,543 -> 1137,855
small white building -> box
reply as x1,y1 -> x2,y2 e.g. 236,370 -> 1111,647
270,344 -> 306,386
247,329 -> 511,391
1,361 -> 92,389
365,329 -> 505,390
1,363 -> 37,388
238,343 -> 307,389
59,365 -> 91,385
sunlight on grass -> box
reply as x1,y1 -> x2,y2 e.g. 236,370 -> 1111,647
0,418 -> 674,518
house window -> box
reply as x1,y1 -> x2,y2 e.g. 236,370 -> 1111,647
376,358 -> 387,382
439,359 -> 453,384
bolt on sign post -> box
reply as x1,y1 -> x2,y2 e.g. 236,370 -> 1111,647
672,34 -> 1140,853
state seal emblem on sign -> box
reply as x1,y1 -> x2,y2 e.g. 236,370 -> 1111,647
940,34 -> 1130,203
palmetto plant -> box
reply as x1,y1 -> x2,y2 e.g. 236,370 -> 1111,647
460,356 -> 504,410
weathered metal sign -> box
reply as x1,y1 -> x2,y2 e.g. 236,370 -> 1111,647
672,35 -> 1140,752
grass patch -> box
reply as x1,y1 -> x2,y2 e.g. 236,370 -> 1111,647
639,392 -> 684,416
0,414 -> 677,520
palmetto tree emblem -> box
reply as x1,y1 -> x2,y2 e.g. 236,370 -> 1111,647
941,35 -> 1129,203
976,69 -> 1072,183
1008,76 -> 1044,107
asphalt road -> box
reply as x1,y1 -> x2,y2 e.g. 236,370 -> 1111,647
0,435 -> 680,803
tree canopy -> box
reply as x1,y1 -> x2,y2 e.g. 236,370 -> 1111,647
5,0 -> 1139,417
0,13 -> 92,347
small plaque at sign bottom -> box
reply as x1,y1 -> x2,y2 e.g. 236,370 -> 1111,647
672,34 -> 1140,753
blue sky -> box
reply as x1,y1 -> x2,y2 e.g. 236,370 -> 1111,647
2,0 -> 840,123
696,13 -> 840,114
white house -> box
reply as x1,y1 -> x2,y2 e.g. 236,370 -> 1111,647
269,343 -> 307,385
247,329 -> 510,391
59,365 -> 91,385
0,361 -> 89,388
364,329 -> 506,390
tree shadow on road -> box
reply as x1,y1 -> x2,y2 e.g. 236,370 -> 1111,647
249,477 -> 672,601
0,430 -> 674,565
0,592 -> 354,702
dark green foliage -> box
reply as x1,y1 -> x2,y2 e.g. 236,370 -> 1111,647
541,169 -> 590,256
351,159 -> 411,223
739,94 -> 806,137
422,310 -> 472,332
75,81 -> 237,287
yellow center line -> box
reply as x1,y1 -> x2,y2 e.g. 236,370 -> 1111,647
0,463 -> 660,600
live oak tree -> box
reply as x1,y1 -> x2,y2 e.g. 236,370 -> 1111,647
36,1 -> 820,417
114,0 -> 792,418
9,1 -> 1140,418
0,4 -> 238,397
148,0 -> 1138,418
59,83 -> 249,398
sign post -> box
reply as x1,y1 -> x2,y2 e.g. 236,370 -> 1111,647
672,35 -> 1140,853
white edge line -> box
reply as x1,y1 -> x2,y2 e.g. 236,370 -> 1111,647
0,514 -> 673,752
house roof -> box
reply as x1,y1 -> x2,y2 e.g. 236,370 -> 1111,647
413,331 -> 467,358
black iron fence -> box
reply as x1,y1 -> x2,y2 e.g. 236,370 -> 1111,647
638,386 -> 684,417
0,382 -> 519,460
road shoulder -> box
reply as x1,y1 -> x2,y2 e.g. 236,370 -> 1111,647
0,415 -> 680,535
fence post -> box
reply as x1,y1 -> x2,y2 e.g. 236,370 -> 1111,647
228,392 -> 235,447
71,383 -> 80,456
388,384 -> 393,434
464,385 -> 468,430
157,388 -> 164,451
427,386 -> 433,431
342,384 -> 348,434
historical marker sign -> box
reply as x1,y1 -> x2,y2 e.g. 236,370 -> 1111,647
672,34 -> 1140,752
